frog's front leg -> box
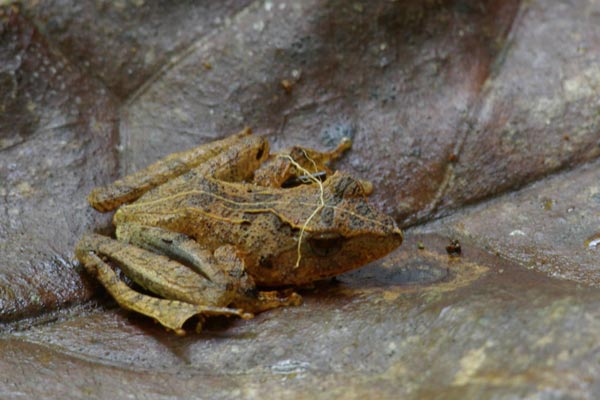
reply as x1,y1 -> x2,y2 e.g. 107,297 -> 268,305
252,137 -> 373,194
76,231 -> 253,335
232,288 -> 303,314
252,137 -> 351,188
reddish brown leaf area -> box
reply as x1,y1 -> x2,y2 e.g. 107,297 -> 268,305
442,2 -> 600,214
0,6 -> 118,321
25,0 -> 254,98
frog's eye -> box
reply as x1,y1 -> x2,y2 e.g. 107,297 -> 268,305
282,171 -> 327,188
308,233 -> 344,257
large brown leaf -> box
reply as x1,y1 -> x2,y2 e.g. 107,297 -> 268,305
1,1 -> 599,398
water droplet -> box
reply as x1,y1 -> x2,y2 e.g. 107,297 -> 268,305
509,229 -> 526,237
271,359 -> 310,375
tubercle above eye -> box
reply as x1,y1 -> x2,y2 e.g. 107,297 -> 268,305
311,232 -> 342,240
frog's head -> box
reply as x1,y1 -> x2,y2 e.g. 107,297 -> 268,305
260,172 -> 403,285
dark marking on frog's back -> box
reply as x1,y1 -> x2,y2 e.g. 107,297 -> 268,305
320,207 -> 335,225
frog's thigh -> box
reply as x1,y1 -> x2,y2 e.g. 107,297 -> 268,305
116,223 -> 239,286
118,224 -> 259,308
88,128 -> 253,212
189,132 -> 269,183
117,225 -> 304,313
76,234 -> 252,334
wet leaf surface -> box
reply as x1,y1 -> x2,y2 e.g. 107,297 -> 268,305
1,0 -> 600,398
421,158 -> 600,286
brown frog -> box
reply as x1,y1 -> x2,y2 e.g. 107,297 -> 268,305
76,128 -> 403,334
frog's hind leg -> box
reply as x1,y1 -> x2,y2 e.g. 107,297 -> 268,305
76,233 -> 252,335
88,127 -> 264,212
78,251 -> 248,335
115,223 -> 247,291
116,224 -> 303,315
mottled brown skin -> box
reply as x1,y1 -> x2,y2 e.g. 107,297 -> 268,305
76,129 -> 403,334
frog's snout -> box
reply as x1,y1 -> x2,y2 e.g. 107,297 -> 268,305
382,213 -> 403,245
386,223 -> 403,250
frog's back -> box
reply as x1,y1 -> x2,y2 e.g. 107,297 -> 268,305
113,174 -> 284,239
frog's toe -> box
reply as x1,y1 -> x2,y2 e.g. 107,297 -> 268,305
285,291 -> 303,307
359,179 -> 374,195
234,289 -> 303,313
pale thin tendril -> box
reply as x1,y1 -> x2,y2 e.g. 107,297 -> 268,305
278,151 -> 324,268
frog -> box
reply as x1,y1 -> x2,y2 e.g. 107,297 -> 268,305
76,128 -> 403,335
